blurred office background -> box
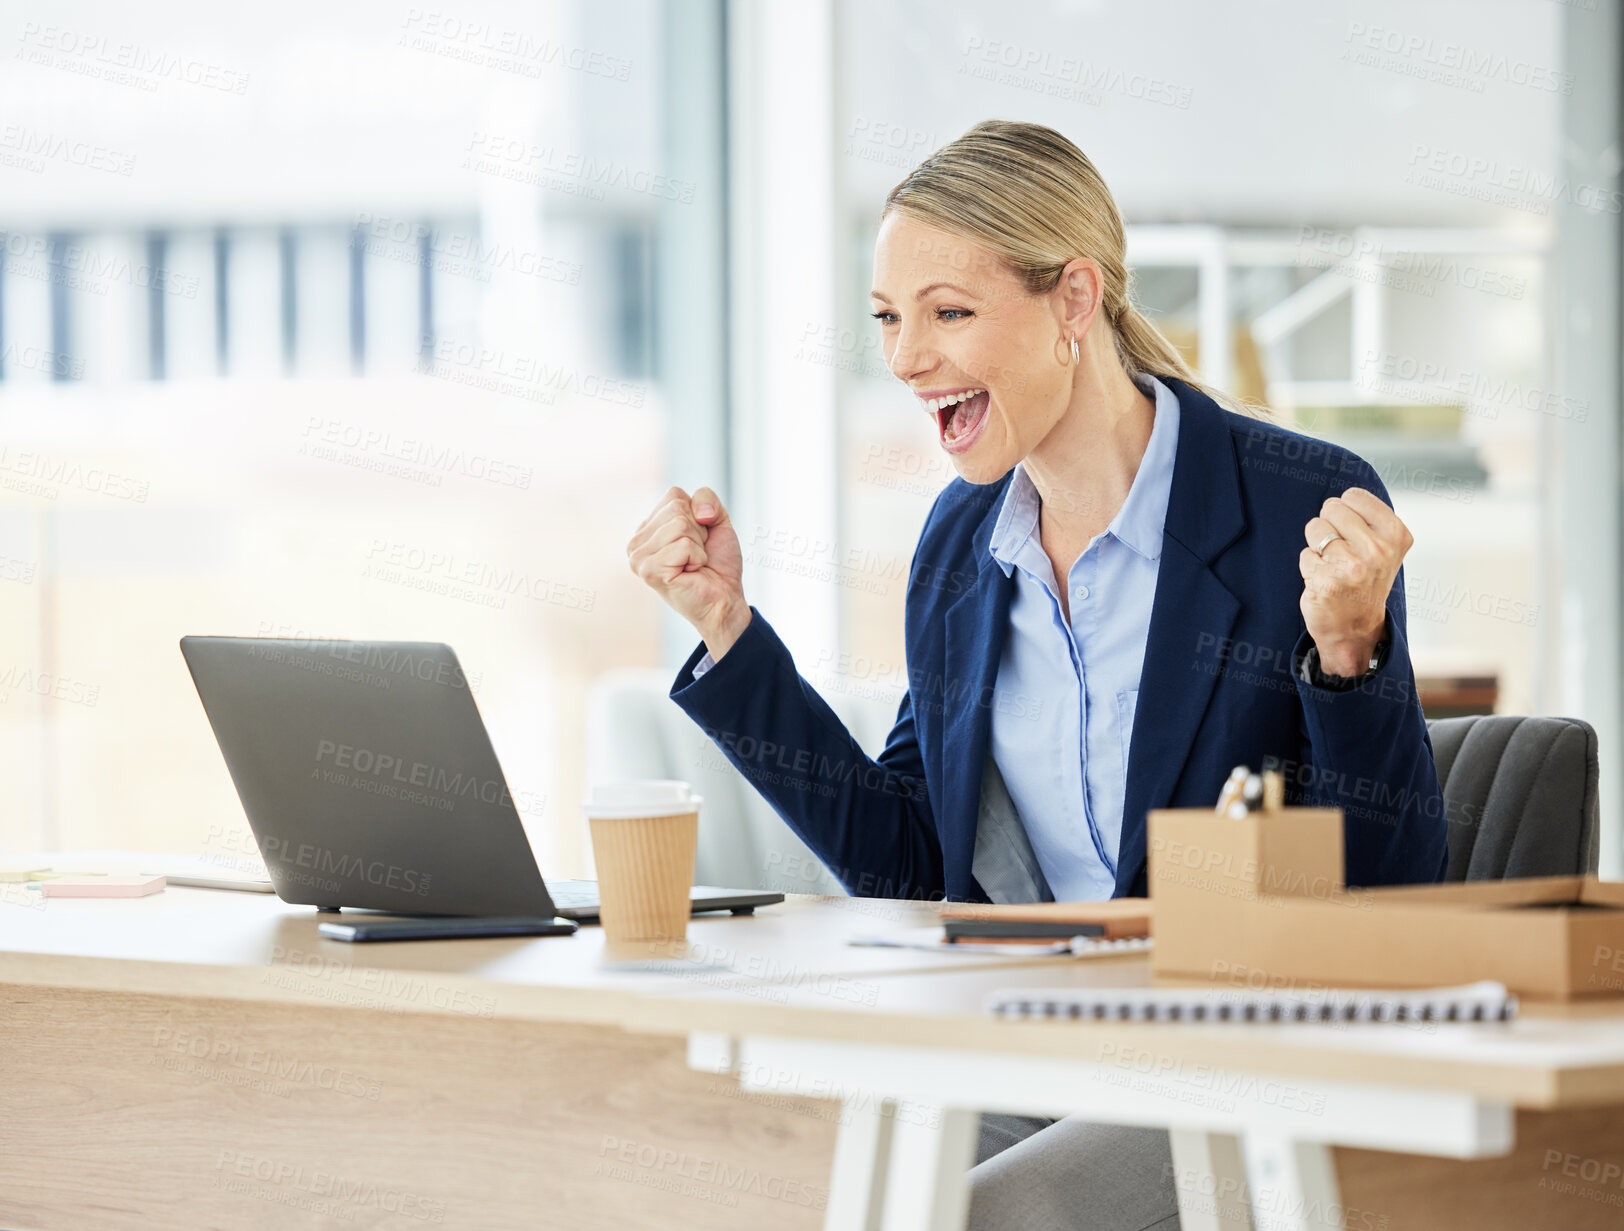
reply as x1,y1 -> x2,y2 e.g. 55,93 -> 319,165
1,0 -> 1620,879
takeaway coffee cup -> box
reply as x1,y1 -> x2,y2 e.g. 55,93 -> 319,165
582,780 -> 702,943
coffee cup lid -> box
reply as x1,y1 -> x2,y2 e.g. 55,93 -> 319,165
582,779 -> 703,820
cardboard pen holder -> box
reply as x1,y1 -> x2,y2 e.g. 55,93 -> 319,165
1147,804 -> 1624,999
1148,805 -> 1346,980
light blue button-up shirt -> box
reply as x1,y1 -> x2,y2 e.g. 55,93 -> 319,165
985,371 -> 1179,901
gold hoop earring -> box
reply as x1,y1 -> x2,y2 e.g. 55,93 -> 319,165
1070,336 -> 1080,365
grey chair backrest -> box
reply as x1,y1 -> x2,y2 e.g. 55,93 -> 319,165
1426,714 -> 1600,881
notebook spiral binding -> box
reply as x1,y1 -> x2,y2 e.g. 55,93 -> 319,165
987,981 -> 1519,1024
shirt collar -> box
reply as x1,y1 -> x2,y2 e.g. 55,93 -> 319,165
987,371 -> 1180,576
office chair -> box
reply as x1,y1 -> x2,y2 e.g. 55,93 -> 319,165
1425,714 -> 1600,881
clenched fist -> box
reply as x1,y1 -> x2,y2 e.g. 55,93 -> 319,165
1299,486 -> 1412,677
627,485 -> 752,660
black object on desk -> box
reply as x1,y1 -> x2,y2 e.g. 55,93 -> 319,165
944,919 -> 1107,943
318,916 -> 579,943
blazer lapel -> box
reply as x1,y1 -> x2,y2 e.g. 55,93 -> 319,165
939,482 -> 1015,900
1114,378 -> 1247,896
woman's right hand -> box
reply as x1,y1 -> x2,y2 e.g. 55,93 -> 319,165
626,485 -> 752,660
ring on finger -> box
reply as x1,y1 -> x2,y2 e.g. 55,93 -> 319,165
1315,531 -> 1342,556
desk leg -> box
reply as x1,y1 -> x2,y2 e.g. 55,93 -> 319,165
1169,1129 -> 1252,1230
825,1096 -> 895,1231
1242,1133 -> 1340,1231
879,1104 -> 978,1231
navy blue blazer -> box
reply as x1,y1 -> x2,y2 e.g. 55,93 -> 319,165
670,375 -> 1450,902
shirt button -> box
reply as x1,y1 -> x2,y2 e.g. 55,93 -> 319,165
1072,585 -> 1090,602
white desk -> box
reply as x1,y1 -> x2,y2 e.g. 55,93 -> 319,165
650,958 -> 1624,1230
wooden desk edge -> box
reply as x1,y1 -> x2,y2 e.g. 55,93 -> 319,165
0,951 -> 647,1027
7,950 -> 1624,1113
612,994 -> 1620,1111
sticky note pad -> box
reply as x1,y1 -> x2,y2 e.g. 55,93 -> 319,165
0,868 -> 53,883
40,874 -> 166,898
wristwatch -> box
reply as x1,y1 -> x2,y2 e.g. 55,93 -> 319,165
1298,626 -> 1390,691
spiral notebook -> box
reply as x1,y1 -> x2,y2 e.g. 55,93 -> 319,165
985,979 -> 1518,1024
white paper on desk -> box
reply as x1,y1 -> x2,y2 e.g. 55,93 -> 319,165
849,928 -> 1153,958
849,927 -> 1069,956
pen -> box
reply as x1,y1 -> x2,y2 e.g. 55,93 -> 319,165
1242,773 -> 1263,812
1261,769 -> 1284,813
1214,765 -> 1248,815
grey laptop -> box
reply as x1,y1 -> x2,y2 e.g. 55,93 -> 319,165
178,636 -> 783,921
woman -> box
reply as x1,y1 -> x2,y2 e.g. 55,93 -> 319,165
627,120 -> 1447,1229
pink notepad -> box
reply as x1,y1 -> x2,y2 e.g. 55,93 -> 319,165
40,874 -> 166,898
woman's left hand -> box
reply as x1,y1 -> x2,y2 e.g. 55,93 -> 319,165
1299,487 -> 1412,677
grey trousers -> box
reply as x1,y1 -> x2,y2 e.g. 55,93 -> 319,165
968,1113 -> 1181,1231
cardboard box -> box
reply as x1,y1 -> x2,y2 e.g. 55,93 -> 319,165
1148,807 -> 1624,1000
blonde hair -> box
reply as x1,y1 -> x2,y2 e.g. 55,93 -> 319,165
882,119 -> 1267,419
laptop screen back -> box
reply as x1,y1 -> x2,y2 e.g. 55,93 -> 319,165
179,636 -> 554,917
